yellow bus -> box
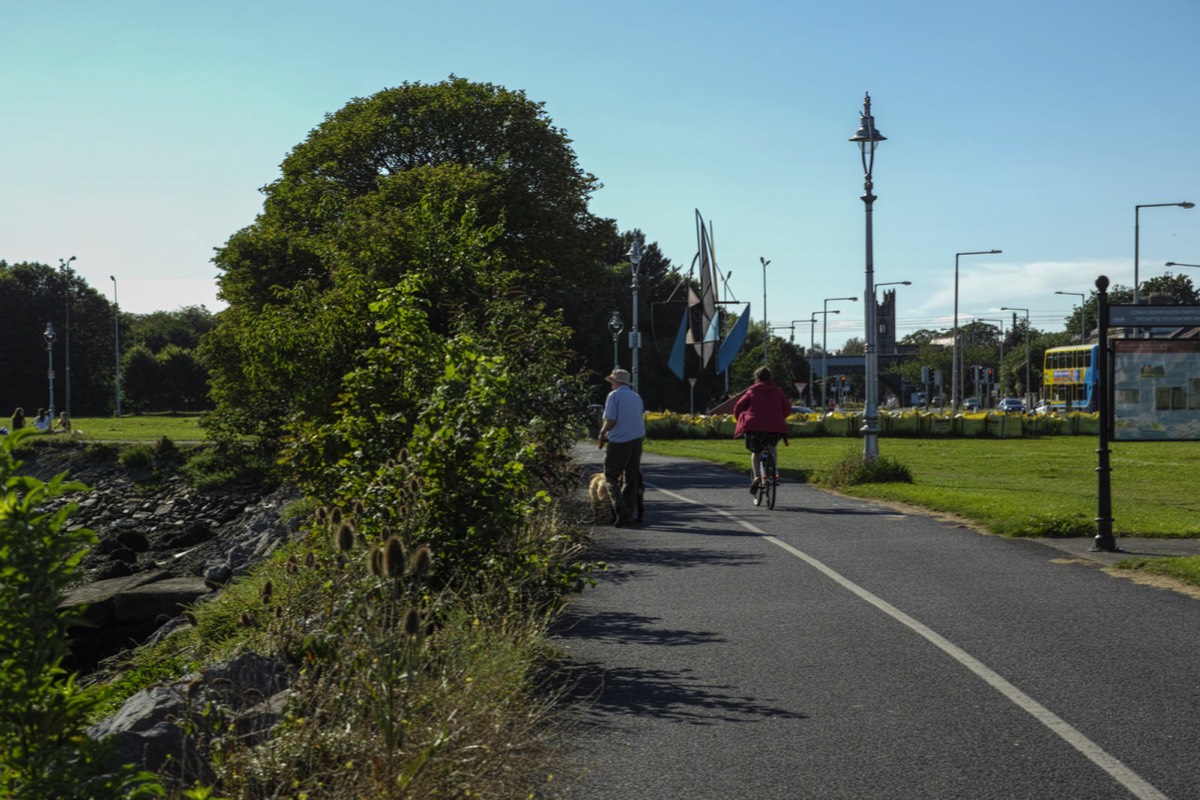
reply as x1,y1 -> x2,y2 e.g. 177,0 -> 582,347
1042,344 -> 1098,411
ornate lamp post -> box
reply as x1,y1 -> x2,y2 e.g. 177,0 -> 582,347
849,93 -> 887,460
44,322 -> 57,418
1135,202 -> 1193,305
952,250 -> 1002,410
822,297 -> 857,410
607,311 -> 624,370
59,256 -> 76,417
1001,306 -> 1031,405
627,239 -> 643,394
1054,291 -> 1086,341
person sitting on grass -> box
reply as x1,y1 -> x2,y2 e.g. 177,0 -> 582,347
34,408 -> 51,432
54,411 -> 71,433
10,408 -> 25,431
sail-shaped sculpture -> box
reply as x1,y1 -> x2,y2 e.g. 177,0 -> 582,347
668,210 -> 749,381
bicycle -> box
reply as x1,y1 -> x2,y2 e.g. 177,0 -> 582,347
753,445 -> 778,509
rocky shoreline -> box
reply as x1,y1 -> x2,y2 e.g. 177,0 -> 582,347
22,444 -> 299,673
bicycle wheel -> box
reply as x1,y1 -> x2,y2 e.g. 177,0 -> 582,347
753,468 -> 765,506
764,456 -> 777,510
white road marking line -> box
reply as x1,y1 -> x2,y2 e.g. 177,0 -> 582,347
650,484 -> 1170,800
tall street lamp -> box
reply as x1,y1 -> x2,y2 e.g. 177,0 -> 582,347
822,297 -> 857,409
1054,290 -> 1086,341
1135,202 -> 1193,305
760,257 -> 772,366
59,256 -> 76,417
44,322 -> 56,418
809,311 -> 838,407
849,92 -> 887,460
1001,307 -> 1031,405
1166,261 -> 1200,269
952,249 -> 1002,410
111,276 -> 122,417
627,239 -> 643,394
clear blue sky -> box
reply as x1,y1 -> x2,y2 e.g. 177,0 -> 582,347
5,0 -> 1199,352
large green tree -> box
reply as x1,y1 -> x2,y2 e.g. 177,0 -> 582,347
202,77 -> 616,447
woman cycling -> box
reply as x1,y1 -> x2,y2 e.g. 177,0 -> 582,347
733,366 -> 791,495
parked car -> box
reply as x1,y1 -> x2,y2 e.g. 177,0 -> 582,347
1033,400 -> 1058,415
790,405 -> 818,416
962,396 -> 980,411
996,397 -> 1025,413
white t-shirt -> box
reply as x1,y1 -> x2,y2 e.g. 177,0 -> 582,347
34,416 -> 50,432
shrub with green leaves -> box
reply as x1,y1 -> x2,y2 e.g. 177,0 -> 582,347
0,432 -> 159,798
286,271 -> 592,602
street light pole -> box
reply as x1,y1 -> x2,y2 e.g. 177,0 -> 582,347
1054,291 -> 1086,341
44,322 -> 56,418
627,239 -> 643,394
1166,261 -> 1200,270
952,250 -> 1002,410
849,93 -> 887,461
761,257 -> 771,367
822,297 -> 857,410
111,276 -> 122,417
1135,202 -> 1193,305
1001,307 -> 1031,405
59,256 -> 76,417
809,311 -> 838,408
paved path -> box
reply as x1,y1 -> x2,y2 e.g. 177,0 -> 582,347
549,448 -> 1200,799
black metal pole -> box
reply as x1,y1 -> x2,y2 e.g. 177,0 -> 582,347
1093,275 -> 1118,552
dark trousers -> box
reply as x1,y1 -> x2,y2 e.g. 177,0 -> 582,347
603,437 -> 643,521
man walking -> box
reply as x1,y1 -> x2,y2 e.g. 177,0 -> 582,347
597,368 -> 645,526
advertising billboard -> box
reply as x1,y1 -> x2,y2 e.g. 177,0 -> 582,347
1112,339 -> 1200,440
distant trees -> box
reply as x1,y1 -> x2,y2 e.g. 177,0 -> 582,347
0,261 -> 115,416
0,260 -> 214,416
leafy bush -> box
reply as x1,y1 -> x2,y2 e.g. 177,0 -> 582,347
180,444 -> 274,490
823,446 -> 914,487
994,512 -> 1096,538
0,432 -> 159,798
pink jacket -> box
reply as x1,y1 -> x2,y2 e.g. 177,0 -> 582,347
733,381 -> 791,438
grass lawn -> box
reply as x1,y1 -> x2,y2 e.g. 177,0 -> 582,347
644,436 -> 1200,540
65,414 -> 207,442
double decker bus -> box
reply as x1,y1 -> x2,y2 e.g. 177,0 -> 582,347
1042,344 -> 1098,411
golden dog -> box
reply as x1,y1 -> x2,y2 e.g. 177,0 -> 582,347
588,471 -> 644,524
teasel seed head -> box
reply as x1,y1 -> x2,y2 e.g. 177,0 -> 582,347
314,506 -> 329,523
352,499 -> 365,518
259,579 -> 273,603
403,607 -> 421,637
330,506 -> 343,525
182,611 -> 198,627
334,521 -> 355,553
383,536 -> 407,579
409,545 -> 433,579
368,544 -> 383,578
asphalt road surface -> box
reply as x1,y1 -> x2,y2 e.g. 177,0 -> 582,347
550,447 -> 1200,800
